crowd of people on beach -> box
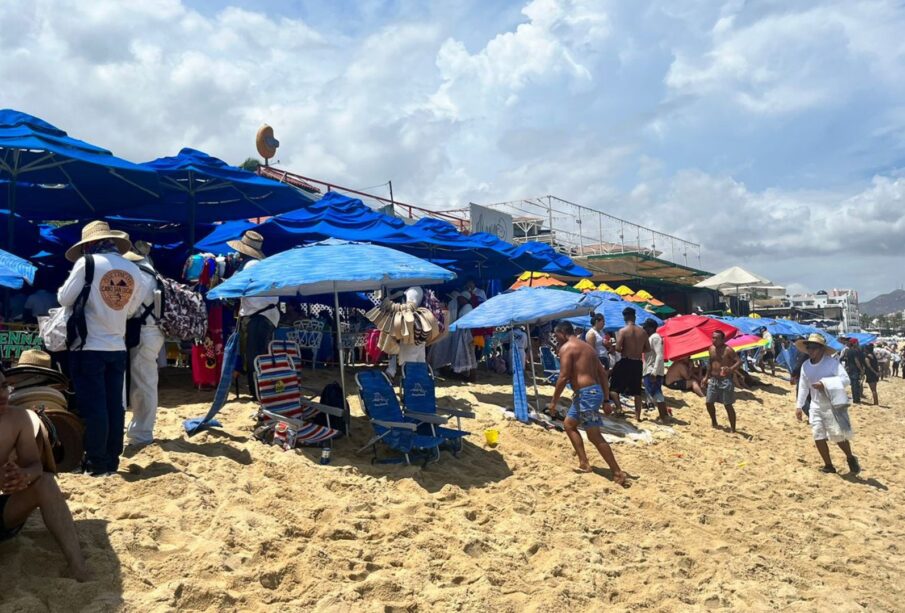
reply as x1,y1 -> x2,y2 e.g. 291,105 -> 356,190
0,218 -> 901,579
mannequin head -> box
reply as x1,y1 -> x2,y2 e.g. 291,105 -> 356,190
404,286 -> 423,306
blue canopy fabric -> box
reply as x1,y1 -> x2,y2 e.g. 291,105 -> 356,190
449,287 -> 601,330
196,191 -> 591,279
208,239 -> 456,299
564,291 -> 663,332
717,316 -> 769,335
195,219 -> 256,254
841,332 -> 877,345
0,110 -> 159,225
0,247 -> 36,288
127,148 -> 317,226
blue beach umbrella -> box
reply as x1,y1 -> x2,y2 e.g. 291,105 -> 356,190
450,287 -> 602,421
188,240 -> 456,434
0,109 -> 159,249
0,248 -> 36,289
563,290 -> 663,332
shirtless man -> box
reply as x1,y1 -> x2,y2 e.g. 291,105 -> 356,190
612,308 -> 650,421
702,330 -> 741,432
548,322 -> 627,486
0,369 -> 89,581
664,358 -> 705,397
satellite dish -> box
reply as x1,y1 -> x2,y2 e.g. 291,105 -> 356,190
256,124 -> 279,164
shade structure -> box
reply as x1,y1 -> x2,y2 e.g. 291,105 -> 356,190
128,148 -> 318,245
634,289 -> 654,301
0,109 -> 159,249
510,272 -> 566,290
597,282 -> 615,292
449,287 -> 601,331
563,291 -> 663,332
689,334 -> 767,359
840,332 -> 877,346
695,266 -> 769,291
0,247 -> 36,288
194,219 -> 256,254
614,285 -> 634,296
209,239 -> 455,299
574,279 -> 596,292
658,315 -> 739,360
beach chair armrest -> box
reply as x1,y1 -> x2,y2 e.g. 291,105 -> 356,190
371,419 -> 417,431
404,411 -> 449,425
300,399 -> 345,417
259,409 -> 308,430
436,406 -> 476,419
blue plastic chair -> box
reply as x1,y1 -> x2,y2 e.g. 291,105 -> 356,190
540,345 -> 560,384
355,370 -> 445,465
401,362 -> 474,453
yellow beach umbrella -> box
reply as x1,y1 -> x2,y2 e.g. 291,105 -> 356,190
517,271 -> 548,282
635,289 -> 654,301
615,284 -> 634,296
597,282 -> 615,293
574,279 -> 597,292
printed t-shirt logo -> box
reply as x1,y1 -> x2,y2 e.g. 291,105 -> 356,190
99,270 -> 135,310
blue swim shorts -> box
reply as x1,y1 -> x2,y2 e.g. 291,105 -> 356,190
643,375 -> 666,403
566,384 -> 605,428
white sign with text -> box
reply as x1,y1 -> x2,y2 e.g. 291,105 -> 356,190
469,203 -> 513,242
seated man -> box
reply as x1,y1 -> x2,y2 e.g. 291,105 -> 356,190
0,369 -> 89,581
664,358 -> 705,397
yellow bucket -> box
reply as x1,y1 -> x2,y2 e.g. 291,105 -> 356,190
484,429 -> 500,447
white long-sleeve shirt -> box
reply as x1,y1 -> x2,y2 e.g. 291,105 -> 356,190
797,355 -> 850,411
58,253 -> 150,352
643,332 -> 665,376
237,259 -> 280,327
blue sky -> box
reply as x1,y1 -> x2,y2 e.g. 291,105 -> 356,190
2,0 -> 904,300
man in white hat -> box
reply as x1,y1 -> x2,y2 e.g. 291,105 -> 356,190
228,231 -> 278,399
795,333 -> 860,474
57,221 -> 151,476
123,241 -> 164,446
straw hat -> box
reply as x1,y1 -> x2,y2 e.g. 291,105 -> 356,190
124,240 -> 152,262
227,230 -> 266,260
794,332 -> 836,354
65,220 -> 132,262
17,349 -> 52,369
256,124 -> 279,160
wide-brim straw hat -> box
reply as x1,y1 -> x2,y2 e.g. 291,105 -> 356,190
227,230 -> 266,260
795,332 -> 836,354
65,220 -> 132,262
124,240 -> 152,262
17,349 -> 53,369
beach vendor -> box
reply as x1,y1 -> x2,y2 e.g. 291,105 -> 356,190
123,241 -> 164,446
0,367 -> 89,581
795,333 -> 860,475
228,231 -> 278,400
58,222 -> 149,476
702,329 -> 740,433
547,322 -> 626,486
641,320 -> 671,422
612,307 -> 649,421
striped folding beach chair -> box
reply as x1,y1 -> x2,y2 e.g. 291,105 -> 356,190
253,353 -> 343,447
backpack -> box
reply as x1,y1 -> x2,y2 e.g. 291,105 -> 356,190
315,381 -> 349,436
139,265 -> 208,341
66,255 -> 95,351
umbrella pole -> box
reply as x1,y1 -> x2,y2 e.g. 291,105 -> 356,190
7,155 -> 17,253
526,323 -> 542,414
334,285 -> 348,423
189,171 -> 196,251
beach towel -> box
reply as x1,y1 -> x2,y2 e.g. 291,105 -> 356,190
511,330 -> 529,423
822,376 -> 852,434
183,330 -> 239,435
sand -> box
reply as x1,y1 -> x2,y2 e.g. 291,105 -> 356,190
2,366 -> 904,612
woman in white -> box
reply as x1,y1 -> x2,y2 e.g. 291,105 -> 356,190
795,333 -> 861,475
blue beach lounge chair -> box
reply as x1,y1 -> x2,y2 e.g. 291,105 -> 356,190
355,370 -> 445,465
400,362 -> 474,453
540,345 -> 560,384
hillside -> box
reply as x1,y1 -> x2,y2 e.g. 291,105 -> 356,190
861,289 -> 905,316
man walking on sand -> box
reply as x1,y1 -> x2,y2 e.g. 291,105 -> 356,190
702,329 -> 741,433
547,322 -> 627,486
612,307 -> 650,421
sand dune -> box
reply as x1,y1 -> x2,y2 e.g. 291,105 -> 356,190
2,367 -> 903,612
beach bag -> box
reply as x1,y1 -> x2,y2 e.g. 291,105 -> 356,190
40,307 -> 70,353
144,265 -> 207,341
191,344 -> 219,389
314,381 -> 349,435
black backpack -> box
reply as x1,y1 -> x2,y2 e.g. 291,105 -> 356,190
315,381 -> 350,436
66,255 -> 94,351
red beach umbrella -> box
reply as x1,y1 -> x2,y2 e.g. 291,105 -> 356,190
658,315 -> 739,361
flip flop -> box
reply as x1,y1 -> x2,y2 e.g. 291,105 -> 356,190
820,465 -> 837,474
847,456 -> 861,475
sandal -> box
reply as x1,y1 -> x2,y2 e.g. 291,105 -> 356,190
820,465 -> 837,474
847,456 -> 861,475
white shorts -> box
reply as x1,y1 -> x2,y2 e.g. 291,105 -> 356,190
809,403 -> 852,443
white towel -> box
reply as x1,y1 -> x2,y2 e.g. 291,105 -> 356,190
821,376 -> 850,409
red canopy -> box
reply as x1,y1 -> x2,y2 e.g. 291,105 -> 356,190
658,315 -> 739,361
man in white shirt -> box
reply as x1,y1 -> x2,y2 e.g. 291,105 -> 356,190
123,241 -> 165,446
227,231 -> 278,400
57,222 -> 149,476
642,320 -> 671,422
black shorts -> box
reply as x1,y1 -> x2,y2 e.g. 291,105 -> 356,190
610,358 -> 643,396
0,495 -> 23,542
666,379 -> 689,392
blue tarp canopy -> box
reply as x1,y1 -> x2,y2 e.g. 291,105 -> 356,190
194,219 -> 256,254
0,110 -> 159,227
127,148 -> 318,227
564,291 -> 663,331
717,316 -> 769,335
450,287 -> 601,330
0,248 -> 36,289
196,191 -> 591,278
208,239 -> 456,299
840,332 -> 878,345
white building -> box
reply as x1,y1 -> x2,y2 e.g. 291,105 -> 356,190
787,289 -> 861,333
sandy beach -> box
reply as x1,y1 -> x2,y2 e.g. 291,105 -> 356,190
2,367 -> 903,612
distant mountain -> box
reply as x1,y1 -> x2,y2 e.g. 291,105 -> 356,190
861,289 -> 905,316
